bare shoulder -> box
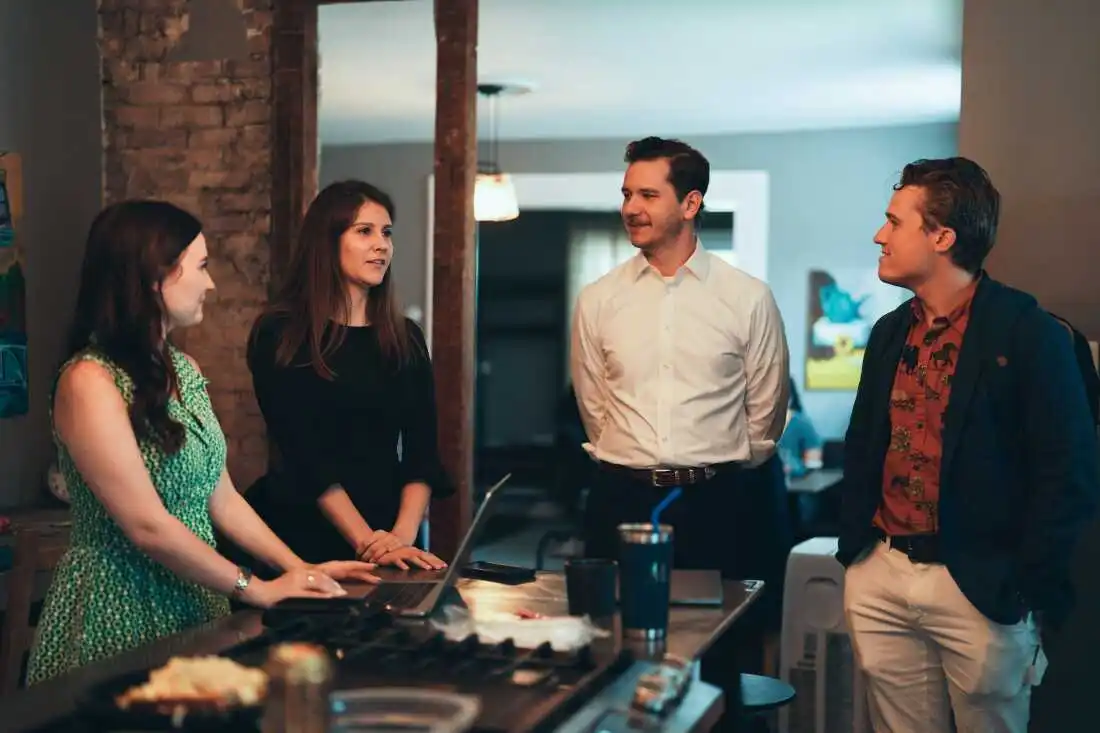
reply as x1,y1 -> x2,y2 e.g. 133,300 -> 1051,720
54,358 -> 127,419
57,358 -> 118,397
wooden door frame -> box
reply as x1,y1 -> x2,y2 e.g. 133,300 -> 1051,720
270,0 -> 319,285
271,0 -> 477,561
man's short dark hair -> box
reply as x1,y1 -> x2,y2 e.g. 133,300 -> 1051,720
624,137 -> 710,217
896,157 -> 1000,275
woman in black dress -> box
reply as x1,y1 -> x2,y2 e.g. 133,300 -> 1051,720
244,180 -> 451,569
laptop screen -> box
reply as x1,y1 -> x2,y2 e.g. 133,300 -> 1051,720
340,472 -> 513,600
430,473 -> 512,588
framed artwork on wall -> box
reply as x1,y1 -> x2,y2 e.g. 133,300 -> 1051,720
804,267 -> 907,391
0,151 -> 28,418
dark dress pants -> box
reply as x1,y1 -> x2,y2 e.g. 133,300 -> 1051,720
583,455 -> 792,732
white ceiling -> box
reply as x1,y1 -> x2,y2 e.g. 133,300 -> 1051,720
318,0 -> 963,146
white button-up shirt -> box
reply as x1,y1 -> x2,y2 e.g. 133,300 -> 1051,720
570,245 -> 789,469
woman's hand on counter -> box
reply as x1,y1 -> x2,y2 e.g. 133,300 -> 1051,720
357,529 -> 405,562
356,525 -> 446,570
374,546 -> 447,571
242,566 -> 347,608
309,560 -> 382,585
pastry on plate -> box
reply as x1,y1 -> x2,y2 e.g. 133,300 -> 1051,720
116,655 -> 268,715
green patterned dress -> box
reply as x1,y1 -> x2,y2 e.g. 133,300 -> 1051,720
26,346 -> 232,684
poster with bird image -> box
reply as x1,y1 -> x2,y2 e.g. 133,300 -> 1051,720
0,151 -> 28,418
805,268 -> 908,390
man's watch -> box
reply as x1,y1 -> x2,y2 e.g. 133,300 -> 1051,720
232,566 -> 253,598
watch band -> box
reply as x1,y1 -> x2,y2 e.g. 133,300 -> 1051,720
232,565 -> 253,598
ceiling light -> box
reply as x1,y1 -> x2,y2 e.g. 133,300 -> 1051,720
476,83 -> 525,223
475,171 -> 519,222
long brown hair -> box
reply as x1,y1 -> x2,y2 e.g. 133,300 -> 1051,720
260,180 -> 414,378
67,200 -> 203,454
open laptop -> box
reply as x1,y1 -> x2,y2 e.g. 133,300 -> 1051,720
670,569 -> 724,607
349,473 -> 512,618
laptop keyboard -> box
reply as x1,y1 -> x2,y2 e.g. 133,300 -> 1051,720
369,582 -> 435,608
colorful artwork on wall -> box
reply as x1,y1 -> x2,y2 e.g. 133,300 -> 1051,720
0,151 -> 28,418
804,268 -> 908,391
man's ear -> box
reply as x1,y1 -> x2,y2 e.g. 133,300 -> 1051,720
933,227 -> 957,254
682,190 -> 703,220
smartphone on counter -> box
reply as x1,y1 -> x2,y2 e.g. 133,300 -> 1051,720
460,560 -> 536,585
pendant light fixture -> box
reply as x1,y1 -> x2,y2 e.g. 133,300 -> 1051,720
475,83 -> 520,222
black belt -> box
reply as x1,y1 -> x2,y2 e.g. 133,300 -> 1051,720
874,528 -> 941,564
599,461 -> 741,488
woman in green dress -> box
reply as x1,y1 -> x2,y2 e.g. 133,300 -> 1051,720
26,201 -> 380,684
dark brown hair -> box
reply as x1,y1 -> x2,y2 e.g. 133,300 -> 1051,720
260,179 -> 413,378
896,157 -> 1001,274
624,136 -> 711,218
67,200 -> 203,454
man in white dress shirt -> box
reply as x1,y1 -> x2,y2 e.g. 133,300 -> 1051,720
570,137 -> 792,729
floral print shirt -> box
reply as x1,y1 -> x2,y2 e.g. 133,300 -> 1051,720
874,280 -> 979,535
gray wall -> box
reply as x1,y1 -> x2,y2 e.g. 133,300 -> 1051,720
322,122 -> 958,439
0,0 -> 103,507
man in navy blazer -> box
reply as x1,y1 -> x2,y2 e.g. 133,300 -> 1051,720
837,157 -> 1098,733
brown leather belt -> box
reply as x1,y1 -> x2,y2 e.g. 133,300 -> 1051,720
599,461 -> 741,488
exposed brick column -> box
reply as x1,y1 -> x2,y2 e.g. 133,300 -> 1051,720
429,0 -> 478,561
99,0 -> 275,489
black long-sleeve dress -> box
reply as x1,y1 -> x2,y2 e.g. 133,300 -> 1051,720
242,314 -> 454,565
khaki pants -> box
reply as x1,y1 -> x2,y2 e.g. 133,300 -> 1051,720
843,541 -> 1045,733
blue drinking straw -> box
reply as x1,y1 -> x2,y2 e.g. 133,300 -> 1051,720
650,487 -> 683,527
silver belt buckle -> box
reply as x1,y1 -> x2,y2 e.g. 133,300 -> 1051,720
651,469 -> 675,487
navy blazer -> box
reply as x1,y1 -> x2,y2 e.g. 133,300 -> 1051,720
837,274 -> 1099,628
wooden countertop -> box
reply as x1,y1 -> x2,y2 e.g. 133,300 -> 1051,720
0,570 -> 762,732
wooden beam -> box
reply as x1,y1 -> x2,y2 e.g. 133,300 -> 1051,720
271,0 -> 319,291
429,0 -> 478,562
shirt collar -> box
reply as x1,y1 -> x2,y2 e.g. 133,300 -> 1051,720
629,238 -> 710,282
910,272 -> 982,325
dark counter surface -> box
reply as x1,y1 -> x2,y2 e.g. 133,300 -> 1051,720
0,571 -> 761,732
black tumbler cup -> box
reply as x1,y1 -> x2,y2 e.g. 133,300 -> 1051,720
617,523 -> 673,639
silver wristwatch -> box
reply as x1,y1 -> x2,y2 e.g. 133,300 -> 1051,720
232,566 -> 253,598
